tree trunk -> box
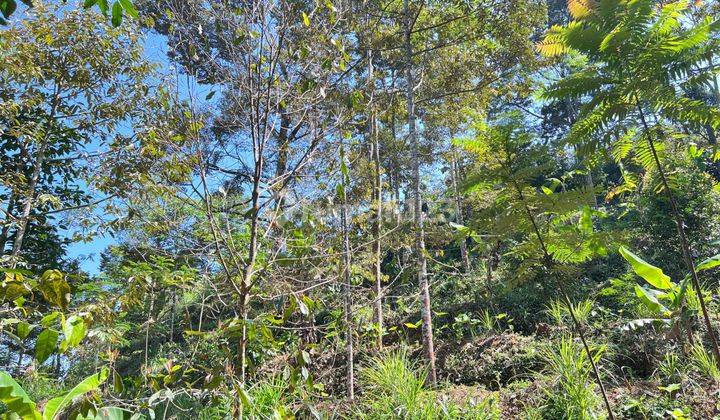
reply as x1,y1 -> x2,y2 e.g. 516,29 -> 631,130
10,140 -> 49,261
450,150 -> 470,272
340,146 -> 355,399
514,183 -> 615,419
0,194 -> 16,252
404,0 -> 437,385
366,37 -> 384,351
10,86 -> 62,262
238,166 -> 262,383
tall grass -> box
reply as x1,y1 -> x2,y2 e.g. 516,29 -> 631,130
540,336 -> 605,420
546,299 -> 594,326
690,343 -> 720,381
356,350 -> 499,419
197,375 -> 291,419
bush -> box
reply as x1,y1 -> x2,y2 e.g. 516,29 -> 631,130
440,333 -> 542,389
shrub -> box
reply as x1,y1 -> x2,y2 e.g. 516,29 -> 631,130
440,333 -> 542,388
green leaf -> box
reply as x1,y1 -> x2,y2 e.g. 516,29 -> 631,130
0,0 -> 17,19
1,271 -> 31,303
658,383 -> 681,393
620,246 -> 673,290
40,311 -> 60,328
404,320 -> 421,329
111,1 -> 122,26
696,254 -> 720,272
35,329 -> 59,364
17,321 -> 33,340
82,0 -> 97,8
113,370 -> 124,393
236,385 -> 253,408
39,270 -> 71,311
0,371 -> 41,419
634,285 -> 668,315
119,0 -> 137,18
61,315 -> 87,350
43,368 -> 108,420
578,205 -> 593,235
302,11 -> 310,27
77,407 -> 128,420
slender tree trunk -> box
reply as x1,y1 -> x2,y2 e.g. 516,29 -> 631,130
11,86 -> 61,262
0,195 -> 16,252
485,244 -> 498,315
404,0 -> 437,385
513,183 -> 615,420
11,141 -> 49,261
368,46 -> 384,350
170,291 -> 176,342
450,150 -> 470,272
144,284 -> 156,389
635,98 -> 720,366
340,146 -> 354,399
239,167 -> 262,384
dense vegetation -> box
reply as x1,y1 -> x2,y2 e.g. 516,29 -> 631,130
3,0 -> 720,418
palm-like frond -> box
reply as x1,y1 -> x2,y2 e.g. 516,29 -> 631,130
649,1 -> 688,37
541,68 -> 608,101
568,0 -> 595,20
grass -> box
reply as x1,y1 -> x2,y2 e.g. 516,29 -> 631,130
690,343 -> 720,381
355,349 -> 499,419
539,336 -> 604,420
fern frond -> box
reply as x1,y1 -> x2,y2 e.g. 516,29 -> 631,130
535,188 -> 596,217
605,164 -> 638,201
537,24 -> 572,57
568,0 -> 595,19
611,129 -> 636,161
569,99 -> 629,144
542,68 -> 609,101
599,23 -> 631,52
564,21 -> 605,55
633,137 -> 663,171
653,89 -> 720,128
649,1 -> 687,36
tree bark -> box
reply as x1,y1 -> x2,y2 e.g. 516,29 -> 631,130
365,34 -> 384,351
10,84 -> 62,262
404,0 -> 437,385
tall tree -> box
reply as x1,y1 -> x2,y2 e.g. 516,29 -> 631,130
0,2 -> 153,266
140,0 -> 355,383
540,0 -> 720,365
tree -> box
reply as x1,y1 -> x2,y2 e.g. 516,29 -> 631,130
0,2 -> 154,267
540,0 -> 720,366
0,0 -> 138,27
460,112 -> 617,418
138,0 -> 356,384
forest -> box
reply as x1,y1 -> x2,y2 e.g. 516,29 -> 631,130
2,0 -> 720,418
